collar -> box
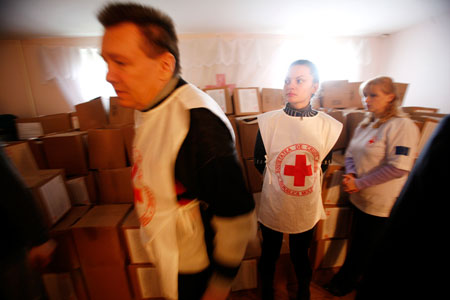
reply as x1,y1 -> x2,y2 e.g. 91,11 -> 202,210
283,103 -> 318,117
141,76 -> 187,112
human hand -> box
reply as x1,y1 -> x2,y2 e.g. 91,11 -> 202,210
342,174 -> 359,194
201,284 -> 230,300
28,239 -> 57,270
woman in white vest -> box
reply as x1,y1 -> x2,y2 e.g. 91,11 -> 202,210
325,76 -> 420,296
254,60 -> 342,300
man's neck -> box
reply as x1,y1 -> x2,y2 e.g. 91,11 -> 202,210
141,76 -> 180,111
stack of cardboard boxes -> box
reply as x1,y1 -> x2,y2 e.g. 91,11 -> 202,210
3,81 -> 447,298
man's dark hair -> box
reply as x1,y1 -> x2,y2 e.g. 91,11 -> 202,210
98,2 -> 181,76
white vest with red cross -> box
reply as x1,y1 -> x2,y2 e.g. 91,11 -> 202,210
132,83 -> 234,299
257,109 -> 342,233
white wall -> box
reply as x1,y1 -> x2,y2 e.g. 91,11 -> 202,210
1,12 -> 449,118
381,11 -> 450,114
0,37 -> 102,118
0,40 -> 35,118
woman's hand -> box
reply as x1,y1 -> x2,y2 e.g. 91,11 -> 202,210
342,173 -> 359,194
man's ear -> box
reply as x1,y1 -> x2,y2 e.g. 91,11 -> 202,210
159,52 -> 176,80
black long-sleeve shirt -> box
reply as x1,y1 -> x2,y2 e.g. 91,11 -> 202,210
151,78 -> 255,283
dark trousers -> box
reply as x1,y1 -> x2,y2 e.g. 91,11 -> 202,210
331,206 -> 388,291
178,266 -> 212,300
259,223 -> 315,300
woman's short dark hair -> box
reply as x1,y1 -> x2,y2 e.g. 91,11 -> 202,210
289,60 -> 320,84
97,2 -> 181,76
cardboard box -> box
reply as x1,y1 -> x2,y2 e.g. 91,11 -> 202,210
69,112 -> 80,130
109,97 -> 135,125
39,113 -> 73,134
231,259 -> 258,291
127,264 -> 162,299
3,141 -> 40,176
261,88 -> 285,112
204,87 -> 234,115
244,159 -> 263,193
325,110 -> 347,150
66,172 -> 98,205
402,106 -> 439,115
23,169 -> 72,227
233,88 -> 262,116
235,116 -> 259,159
75,97 -> 108,131
311,238 -> 348,269
72,204 -> 132,267
66,176 -> 93,205
227,116 -> 249,186
316,207 -> 353,240
320,80 -> 352,109
42,269 -> 89,300
121,210 -> 152,264
96,167 -> 134,204
15,117 -> 44,140
46,206 -> 91,272
88,129 -> 127,169
347,82 -> 364,108
417,120 -> 440,156
321,165 -> 348,206
42,131 -> 89,177
83,265 -> 133,300
15,113 -> 73,140
345,110 -> 367,141
394,82 -> 408,105
28,139 -> 48,169
120,124 -> 135,164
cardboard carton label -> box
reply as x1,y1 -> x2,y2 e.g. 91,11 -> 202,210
238,89 -> 260,113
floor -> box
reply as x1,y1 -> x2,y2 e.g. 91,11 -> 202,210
229,254 -> 356,300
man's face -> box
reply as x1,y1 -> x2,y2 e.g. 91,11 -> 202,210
101,22 -> 168,110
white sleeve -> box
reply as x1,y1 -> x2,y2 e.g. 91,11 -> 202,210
385,118 -> 420,171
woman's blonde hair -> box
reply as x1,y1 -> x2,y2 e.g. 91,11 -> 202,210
359,76 -> 403,128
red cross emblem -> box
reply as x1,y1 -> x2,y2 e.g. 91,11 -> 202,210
284,154 -> 312,186
275,144 -> 319,196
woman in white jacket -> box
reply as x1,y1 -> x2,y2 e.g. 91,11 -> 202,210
325,76 -> 420,296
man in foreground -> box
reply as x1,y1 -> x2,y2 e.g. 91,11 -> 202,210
98,3 -> 255,300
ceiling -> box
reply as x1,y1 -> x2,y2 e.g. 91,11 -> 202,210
1,0 -> 449,39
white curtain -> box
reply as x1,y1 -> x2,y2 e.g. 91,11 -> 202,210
179,35 -> 376,89
37,35 -> 377,108
39,45 -> 115,109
